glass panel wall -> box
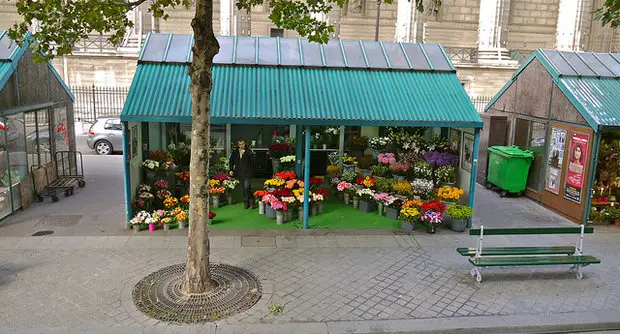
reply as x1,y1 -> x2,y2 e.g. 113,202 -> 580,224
37,110 -> 51,165
5,113 -> 27,211
0,117 -> 13,219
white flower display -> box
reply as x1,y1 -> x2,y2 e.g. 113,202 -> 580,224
130,211 -> 152,225
411,178 -> 434,196
280,155 -> 296,163
369,136 -> 391,150
223,179 -> 240,190
324,127 -> 339,135
141,159 -> 160,170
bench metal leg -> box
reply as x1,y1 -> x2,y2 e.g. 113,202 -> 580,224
569,264 -> 584,280
470,267 -> 482,283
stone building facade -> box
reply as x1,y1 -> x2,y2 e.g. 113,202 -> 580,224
0,0 -> 618,97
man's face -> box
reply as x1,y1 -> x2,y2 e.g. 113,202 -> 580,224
238,140 -> 246,149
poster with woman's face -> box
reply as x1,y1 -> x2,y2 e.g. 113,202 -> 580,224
564,132 -> 589,203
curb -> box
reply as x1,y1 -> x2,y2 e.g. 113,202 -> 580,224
214,311 -> 620,333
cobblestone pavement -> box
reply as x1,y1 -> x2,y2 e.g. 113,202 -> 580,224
0,234 -> 618,332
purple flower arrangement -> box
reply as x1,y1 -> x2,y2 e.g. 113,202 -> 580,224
423,151 -> 458,167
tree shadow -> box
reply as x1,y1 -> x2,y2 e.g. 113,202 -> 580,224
0,263 -> 33,288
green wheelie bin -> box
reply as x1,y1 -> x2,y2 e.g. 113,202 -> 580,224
486,146 -> 534,197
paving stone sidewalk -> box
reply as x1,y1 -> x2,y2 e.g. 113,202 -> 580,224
0,233 -> 618,333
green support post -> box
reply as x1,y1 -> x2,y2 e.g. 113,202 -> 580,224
582,130 -> 601,225
303,126 -> 311,230
467,128 -> 481,228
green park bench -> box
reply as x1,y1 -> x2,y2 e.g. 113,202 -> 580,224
457,226 -> 601,283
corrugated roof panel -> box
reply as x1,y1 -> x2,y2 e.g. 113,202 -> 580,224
121,63 -> 480,127
138,33 -> 456,72
561,77 -> 620,127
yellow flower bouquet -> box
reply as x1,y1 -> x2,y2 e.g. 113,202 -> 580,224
393,181 -> 412,196
264,178 -> 286,188
400,206 -> 420,224
437,185 -> 464,202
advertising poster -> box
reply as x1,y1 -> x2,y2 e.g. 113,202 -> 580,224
563,132 -> 589,203
544,127 -> 566,194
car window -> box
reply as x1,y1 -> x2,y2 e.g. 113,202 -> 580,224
104,119 -> 123,131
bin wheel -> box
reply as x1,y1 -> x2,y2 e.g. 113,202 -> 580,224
485,182 -> 492,189
51,195 -> 59,202
64,188 -> 74,197
78,180 -> 86,188
516,191 -> 523,197
500,191 -> 508,198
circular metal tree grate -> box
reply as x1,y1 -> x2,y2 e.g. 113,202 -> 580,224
132,263 -> 262,324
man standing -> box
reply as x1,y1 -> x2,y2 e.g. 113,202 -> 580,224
229,138 -> 255,209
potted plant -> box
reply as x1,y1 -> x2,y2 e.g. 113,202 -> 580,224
369,136 -> 391,153
421,200 -> 446,234
262,194 -> 277,219
337,181 -> 353,204
326,164 -> 340,177
413,161 -> 433,180
435,165 -> 457,187
373,192 -> 396,216
268,143 -> 292,173
370,164 -> 390,177
342,156 -> 357,173
145,215 -> 157,232
445,204 -> 473,232
254,190 -> 269,214
375,177 -> 395,194
271,199 -> 288,224
399,201 -> 421,234
340,170 -> 357,183
129,210 -> 151,233
356,188 -> 376,212
378,153 -> 397,165
436,185 -> 464,208
390,162 -> 411,182
385,199 -> 403,220
346,135 -> 369,156
392,181 -> 412,197
411,178 -> 434,200
356,155 -> 375,177
209,180 -> 225,208
222,178 -> 240,205
315,188 -> 328,213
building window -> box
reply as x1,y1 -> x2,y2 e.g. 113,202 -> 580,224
270,28 -> 284,38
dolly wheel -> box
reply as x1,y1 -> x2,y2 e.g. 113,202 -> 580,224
78,180 -> 86,188
500,191 -> 508,198
36,194 -> 44,202
51,195 -> 59,202
64,189 -> 72,197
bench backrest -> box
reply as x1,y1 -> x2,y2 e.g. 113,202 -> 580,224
469,226 -> 594,236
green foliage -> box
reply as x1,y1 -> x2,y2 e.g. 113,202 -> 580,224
370,164 -> 391,178
594,0 -> 620,27
9,0 -> 438,63
446,204 -> 473,220
375,177 -> 395,193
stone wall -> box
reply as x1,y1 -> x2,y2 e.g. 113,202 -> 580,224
507,0 -> 560,50
457,66 -> 515,97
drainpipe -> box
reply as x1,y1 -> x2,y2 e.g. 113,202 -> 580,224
467,128 -> 481,228
123,121 -> 132,225
582,130 -> 601,225
303,126 -> 311,230
338,126 -> 345,171
295,126 -> 303,176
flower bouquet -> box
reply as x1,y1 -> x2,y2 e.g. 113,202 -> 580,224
435,165 -> 457,185
141,159 -> 160,171
315,188 -> 328,213
377,153 -> 396,165
413,161 -> 433,180
129,211 -> 151,232
423,151 -> 458,167
369,136 -> 391,151
373,192 -> 396,215
309,177 -> 323,191
270,199 -> 288,224
209,182 -> 225,208
371,164 -> 390,177
340,171 -> 357,183
437,185 -> 464,203
392,181 -> 412,196
445,204 -> 473,232
311,193 -> 324,216
390,162 -> 411,181
356,176 -> 376,189
180,194 -> 190,210
356,188 -> 376,212
175,209 -> 189,228
411,178 -> 434,200
222,179 -> 240,205
421,211 -> 443,234
280,155 -> 296,170
275,171 -> 297,180
285,179 -> 304,190
337,181 -> 353,204
264,178 -> 285,190
177,171 -> 190,182
254,190 -> 269,214
399,204 -> 421,233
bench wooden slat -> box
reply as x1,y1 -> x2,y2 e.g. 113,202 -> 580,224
469,255 -> 600,267
469,227 -> 594,236
456,246 -> 576,257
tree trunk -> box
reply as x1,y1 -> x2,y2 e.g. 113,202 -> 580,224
181,0 -> 220,295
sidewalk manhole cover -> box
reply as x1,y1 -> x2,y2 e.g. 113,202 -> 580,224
31,230 -> 54,236
40,215 -> 82,227
133,263 -> 262,323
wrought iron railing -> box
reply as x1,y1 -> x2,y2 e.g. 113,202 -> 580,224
71,85 -> 129,123
470,95 -> 493,113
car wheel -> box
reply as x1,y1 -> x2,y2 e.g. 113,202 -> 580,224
95,140 -> 113,155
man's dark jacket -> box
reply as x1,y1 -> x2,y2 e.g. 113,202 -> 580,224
229,149 -> 255,179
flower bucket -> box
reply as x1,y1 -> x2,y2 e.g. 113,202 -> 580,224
318,201 -> 324,213
272,158 -> 281,174
227,194 -> 233,205
285,210 -> 293,221
377,202 -> 384,216
426,224 -> 437,234
344,193 -> 351,205
401,221 -> 413,234
266,205 -> 276,219
132,225 -> 140,233
448,218 -> 468,232
163,223 -> 170,232
298,207 -> 304,221
276,211 -> 285,225
212,196 -> 220,208
148,223 -> 155,232
311,203 -> 319,216
393,175 -> 406,182
352,196 -> 360,209
258,201 -> 266,215
386,207 -> 399,220
358,200 -> 377,213
178,221 -> 185,229
343,165 -> 356,173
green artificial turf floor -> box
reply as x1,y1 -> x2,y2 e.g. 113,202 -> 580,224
209,200 -> 401,229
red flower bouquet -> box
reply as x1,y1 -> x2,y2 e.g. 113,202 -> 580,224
209,211 -> 216,219
212,173 -> 230,182
254,190 -> 269,200
268,144 -> 292,159
177,171 -> 190,182
422,200 -> 446,213
272,189 -> 293,198
315,188 -> 329,197
275,171 -> 297,180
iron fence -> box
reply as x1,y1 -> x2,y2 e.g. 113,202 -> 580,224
71,85 -> 129,123
471,95 -> 493,113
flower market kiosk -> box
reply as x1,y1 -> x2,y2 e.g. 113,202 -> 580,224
120,33 -> 483,231
485,48 -> 620,225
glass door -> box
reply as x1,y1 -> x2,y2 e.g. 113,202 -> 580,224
0,117 -> 14,219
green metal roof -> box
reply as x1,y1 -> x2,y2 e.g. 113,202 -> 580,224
122,34 -> 481,128
0,30 -> 74,101
485,48 -> 620,130
121,63 -> 481,127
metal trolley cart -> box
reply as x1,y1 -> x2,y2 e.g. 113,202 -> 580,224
32,151 -> 86,202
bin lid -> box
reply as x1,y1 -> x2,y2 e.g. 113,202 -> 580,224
488,146 -> 535,159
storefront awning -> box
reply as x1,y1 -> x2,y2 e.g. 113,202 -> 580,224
121,33 -> 482,128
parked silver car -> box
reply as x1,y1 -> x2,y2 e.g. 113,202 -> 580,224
87,116 -> 123,155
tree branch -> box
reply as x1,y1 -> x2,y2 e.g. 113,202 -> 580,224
127,0 -> 150,9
